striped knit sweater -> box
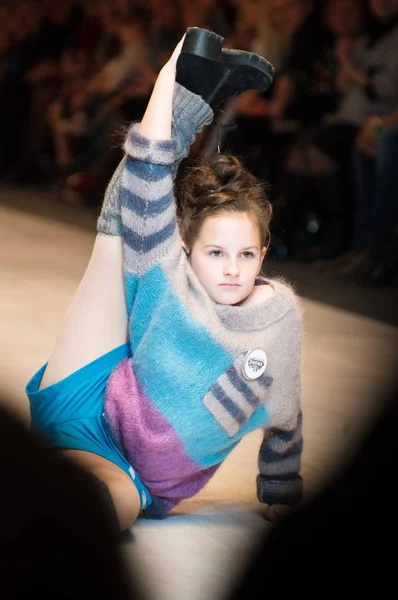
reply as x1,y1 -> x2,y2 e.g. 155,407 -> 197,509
99,84 -> 304,519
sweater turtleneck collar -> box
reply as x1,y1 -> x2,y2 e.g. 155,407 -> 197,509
184,258 -> 298,332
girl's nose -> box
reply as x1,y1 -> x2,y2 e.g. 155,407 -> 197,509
224,259 -> 240,277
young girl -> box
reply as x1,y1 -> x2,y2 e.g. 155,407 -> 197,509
26,28 -> 303,531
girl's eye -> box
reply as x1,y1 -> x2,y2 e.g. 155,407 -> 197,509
209,250 -> 223,257
241,251 -> 254,259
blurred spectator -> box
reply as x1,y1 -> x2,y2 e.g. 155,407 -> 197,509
92,1 -> 124,68
274,0 -> 398,261
147,0 -> 184,69
251,0 -> 309,72
3,1 -> 83,183
47,9 -> 157,193
316,109 -> 398,286
225,0 -> 267,52
0,0 -> 45,175
235,0 -> 338,126
180,0 -> 235,40
66,0 -> 104,60
224,1 -> 333,186
46,47 -> 94,174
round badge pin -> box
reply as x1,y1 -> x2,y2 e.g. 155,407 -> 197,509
243,348 -> 267,380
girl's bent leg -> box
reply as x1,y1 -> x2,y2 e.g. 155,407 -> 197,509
40,232 -> 128,389
63,449 -> 141,531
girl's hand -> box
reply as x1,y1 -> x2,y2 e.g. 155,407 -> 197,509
164,34 -> 186,75
139,34 -> 186,138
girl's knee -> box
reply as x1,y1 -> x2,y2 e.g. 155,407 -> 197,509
63,450 -> 141,531
106,474 -> 141,531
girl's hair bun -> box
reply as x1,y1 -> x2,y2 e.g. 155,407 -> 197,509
178,154 -> 272,249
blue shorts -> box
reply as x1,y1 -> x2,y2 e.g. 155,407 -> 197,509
25,343 -> 152,511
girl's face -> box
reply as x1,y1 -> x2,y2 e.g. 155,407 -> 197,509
187,211 -> 266,305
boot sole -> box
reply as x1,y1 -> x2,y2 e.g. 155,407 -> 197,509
181,27 -> 275,83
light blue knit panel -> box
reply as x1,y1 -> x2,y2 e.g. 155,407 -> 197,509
123,266 -> 273,467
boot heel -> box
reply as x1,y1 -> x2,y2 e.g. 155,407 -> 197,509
181,27 -> 224,60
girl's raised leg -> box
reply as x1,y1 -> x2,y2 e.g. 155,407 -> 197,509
37,230 -> 142,531
40,232 -> 127,390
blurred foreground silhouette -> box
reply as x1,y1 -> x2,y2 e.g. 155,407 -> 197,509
0,398 -> 146,600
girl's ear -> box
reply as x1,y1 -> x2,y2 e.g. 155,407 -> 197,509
257,246 -> 267,275
181,240 -> 190,255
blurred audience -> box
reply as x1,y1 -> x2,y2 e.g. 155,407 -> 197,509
6,1 -> 83,183
147,0 -> 184,70
225,0 -> 352,190
236,0 -> 342,126
50,8 -> 157,192
317,110 -> 398,286
1,0 -> 397,290
274,0 -> 398,262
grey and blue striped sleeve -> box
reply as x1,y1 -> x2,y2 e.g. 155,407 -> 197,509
256,411 -> 303,506
120,125 -> 180,275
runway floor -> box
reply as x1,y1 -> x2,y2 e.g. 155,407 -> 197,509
1,184 -> 397,600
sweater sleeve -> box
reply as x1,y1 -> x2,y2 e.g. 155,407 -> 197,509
256,301 -> 304,506
119,84 -> 213,276
256,411 -> 303,506
120,125 -> 179,276
97,84 -> 213,241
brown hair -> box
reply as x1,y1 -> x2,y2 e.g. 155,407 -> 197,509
177,154 -> 273,251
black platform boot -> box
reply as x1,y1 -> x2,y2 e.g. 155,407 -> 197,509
176,27 -> 275,110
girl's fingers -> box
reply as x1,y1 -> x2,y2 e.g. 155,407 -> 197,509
169,34 -> 186,66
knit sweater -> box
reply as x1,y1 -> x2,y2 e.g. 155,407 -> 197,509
100,85 -> 304,519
